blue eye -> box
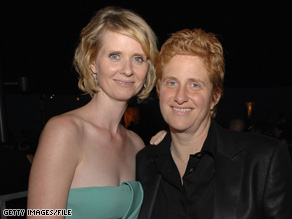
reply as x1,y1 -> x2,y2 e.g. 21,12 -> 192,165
134,56 -> 144,63
109,54 -> 120,60
167,81 -> 176,86
191,83 -> 199,88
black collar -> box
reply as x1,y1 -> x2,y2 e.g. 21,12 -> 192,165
152,120 -> 217,189
154,119 -> 217,158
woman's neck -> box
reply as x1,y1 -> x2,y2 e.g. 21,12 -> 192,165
170,118 -> 211,158
87,93 -> 128,132
170,118 -> 211,180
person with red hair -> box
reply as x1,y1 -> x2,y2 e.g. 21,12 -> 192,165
136,29 -> 292,219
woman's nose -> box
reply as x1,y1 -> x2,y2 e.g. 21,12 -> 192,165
174,86 -> 189,104
121,60 -> 133,76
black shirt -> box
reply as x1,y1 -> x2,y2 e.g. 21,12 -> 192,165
151,124 -> 216,219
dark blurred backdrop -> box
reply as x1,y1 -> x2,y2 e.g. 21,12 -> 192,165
0,0 -> 292,202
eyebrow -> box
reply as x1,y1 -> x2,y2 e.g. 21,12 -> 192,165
189,78 -> 206,86
162,76 -> 176,81
133,53 -> 147,58
105,50 -> 147,58
107,50 -> 122,54
162,76 -> 206,85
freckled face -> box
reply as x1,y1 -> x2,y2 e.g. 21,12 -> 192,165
159,55 -> 218,133
90,30 -> 148,102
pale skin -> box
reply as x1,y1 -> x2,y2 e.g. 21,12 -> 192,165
27,30 -> 148,218
158,55 -> 220,179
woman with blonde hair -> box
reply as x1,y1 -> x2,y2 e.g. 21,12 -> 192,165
28,6 -> 158,218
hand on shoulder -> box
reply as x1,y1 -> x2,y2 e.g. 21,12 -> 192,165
150,130 -> 167,145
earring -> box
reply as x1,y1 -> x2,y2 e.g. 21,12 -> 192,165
143,82 -> 147,88
93,73 -> 98,84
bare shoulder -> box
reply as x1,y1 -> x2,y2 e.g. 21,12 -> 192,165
28,113 -> 84,210
125,128 -> 145,152
44,113 -> 81,134
38,112 -> 85,154
42,113 -> 80,138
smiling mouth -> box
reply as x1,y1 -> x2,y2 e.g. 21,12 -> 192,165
114,80 -> 134,87
172,107 -> 192,112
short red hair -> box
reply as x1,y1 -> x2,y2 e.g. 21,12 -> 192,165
156,29 -> 225,113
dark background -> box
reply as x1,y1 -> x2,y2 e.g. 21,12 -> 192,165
1,0 -> 292,139
2,0 -> 292,92
1,1 -> 292,144
1,0 -> 292,142
0,1 -> 292,208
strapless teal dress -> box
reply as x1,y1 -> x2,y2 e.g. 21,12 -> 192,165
66,181 -> 143,219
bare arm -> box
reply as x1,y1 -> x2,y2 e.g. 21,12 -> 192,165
27,116 -> 81,218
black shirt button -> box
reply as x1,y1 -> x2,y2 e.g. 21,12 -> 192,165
196,152 -> 204,158
189,168 -> 194,172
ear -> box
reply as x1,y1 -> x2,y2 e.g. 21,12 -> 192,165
210,93 -> 221,110
90,62 -> 97,73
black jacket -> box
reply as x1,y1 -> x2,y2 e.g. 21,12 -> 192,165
136,121 -> 292,219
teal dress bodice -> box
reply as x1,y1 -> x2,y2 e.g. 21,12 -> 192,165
66,181 -> 143,219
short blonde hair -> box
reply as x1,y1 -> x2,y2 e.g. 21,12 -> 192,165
74,6 -> 158,99
156,29 -> 225,115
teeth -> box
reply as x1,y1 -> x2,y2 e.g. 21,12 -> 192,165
173,107 -> 191,112
116,80 -> 129,84
115,80 -> 133,86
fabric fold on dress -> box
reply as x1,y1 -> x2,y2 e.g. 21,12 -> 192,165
66,181 -> 143,219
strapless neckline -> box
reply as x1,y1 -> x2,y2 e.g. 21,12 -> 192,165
66,181 -> 143,219
69,181 -> 136,190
